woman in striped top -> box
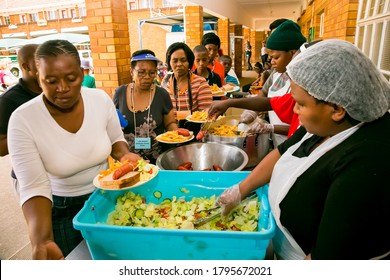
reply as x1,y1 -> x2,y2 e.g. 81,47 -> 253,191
163,42 -> 212,130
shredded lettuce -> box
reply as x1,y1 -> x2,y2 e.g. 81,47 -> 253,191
107,191 -> 260,232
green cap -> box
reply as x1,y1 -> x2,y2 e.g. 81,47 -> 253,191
266,20 -> 306,51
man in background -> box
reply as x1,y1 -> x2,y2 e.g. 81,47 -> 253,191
0,44 -> 41,157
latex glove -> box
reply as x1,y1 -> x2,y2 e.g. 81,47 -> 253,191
240,110 -> 258,124
247,121 -> 274,134
216,184 -> 242,218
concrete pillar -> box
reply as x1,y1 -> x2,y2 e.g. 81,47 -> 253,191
184,5 -> 203,50
84,0 -> 131,97
233,24 -> 243,78
218,18 -> 230,57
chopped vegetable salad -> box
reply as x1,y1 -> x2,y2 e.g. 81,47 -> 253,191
107,191 -> 260,231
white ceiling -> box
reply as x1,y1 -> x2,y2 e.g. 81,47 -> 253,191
235,0 -> 302,30
235,0 -> 301,18
186,0 -> 303,31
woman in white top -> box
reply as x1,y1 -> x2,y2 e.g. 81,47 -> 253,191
8,40 -> 140,260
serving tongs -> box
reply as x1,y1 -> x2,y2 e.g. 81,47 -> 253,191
193,192 -> 258,227
200,119 -> 213,132
196,119 -> 214,141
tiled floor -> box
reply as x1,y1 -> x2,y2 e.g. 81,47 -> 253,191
0,155 -> 31,260
0,70 -> 258,260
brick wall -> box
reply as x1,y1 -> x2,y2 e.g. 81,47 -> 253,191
184,6 -> 204,50
218,18 -> 230,56
297,0 -> 358,43
85,0 -> 130,96
252,30 -> 264,65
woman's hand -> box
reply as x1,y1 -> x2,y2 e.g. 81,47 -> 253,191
120,152 -> 142,163
22,196 -> 64,260
240,110 -> 258,124
33,240 -> 65,260
216,184 -> 242,218
247,121 -> 274,134
111,141 -> 141,163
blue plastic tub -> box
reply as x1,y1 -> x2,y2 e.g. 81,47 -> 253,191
73,170 -> 275,260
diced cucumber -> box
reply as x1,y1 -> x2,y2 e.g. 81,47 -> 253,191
180,187 -> 189,194
134,209 -> 144,219
162,198 -> 171,204
153,191 -> 162,199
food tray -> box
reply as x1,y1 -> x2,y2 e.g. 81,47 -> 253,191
73,171 -> 275,260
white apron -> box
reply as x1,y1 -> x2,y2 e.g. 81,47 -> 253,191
269,123 -> 363,259
267,72 -> 290,147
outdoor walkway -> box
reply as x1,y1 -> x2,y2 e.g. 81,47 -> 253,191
0,70 -> 258,260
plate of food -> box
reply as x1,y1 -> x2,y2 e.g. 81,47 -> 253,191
186,111 -> 209,123
94,159 -> 159,190
222,85 -> 240,93
210,84 -> 225,96
155,128 -> 194,144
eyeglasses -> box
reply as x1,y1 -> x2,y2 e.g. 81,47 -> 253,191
133,69 -> 157,78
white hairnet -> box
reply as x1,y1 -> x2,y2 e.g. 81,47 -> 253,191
287,39 -> 390,122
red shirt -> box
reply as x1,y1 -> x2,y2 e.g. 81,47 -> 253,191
270,93 -> 300,137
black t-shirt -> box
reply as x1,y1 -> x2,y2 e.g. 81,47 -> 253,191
193,68 -> 222,87
0,79 -> 40,134
276,114 -> 390,259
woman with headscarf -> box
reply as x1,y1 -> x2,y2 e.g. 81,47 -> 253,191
216,39 -> 390,260
163,42 -> 212,133
113,50 -> 178,164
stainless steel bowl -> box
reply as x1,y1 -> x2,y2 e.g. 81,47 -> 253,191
205,116 -> 270,168
156,142 -> 248,171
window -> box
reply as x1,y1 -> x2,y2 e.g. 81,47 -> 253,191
4,16 -> 11,25
378,0 -> 385,13
360,0 -> 368,19
163,0 -> 176,7
380,23 -> 390,73
128,1 -> 137,10
60,9 -> 68,19
79,7 -> 87,17
369,0 -> 376,16
29,13 -> 38,23
70,9 -> 77,18
319,12 -> 325,38
20,14 -> 28,24
139,0 -> 154,9
356,0 -> 390,80
47,10 -> 57,20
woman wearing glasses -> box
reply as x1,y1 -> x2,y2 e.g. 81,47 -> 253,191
163,42 -> 213,132
113,50 -> 178,164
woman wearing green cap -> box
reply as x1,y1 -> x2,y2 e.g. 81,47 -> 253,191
216,39 -> 390,260
208,20 -> 306,147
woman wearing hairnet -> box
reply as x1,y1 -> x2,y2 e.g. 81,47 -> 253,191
217,39 -> 390,260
